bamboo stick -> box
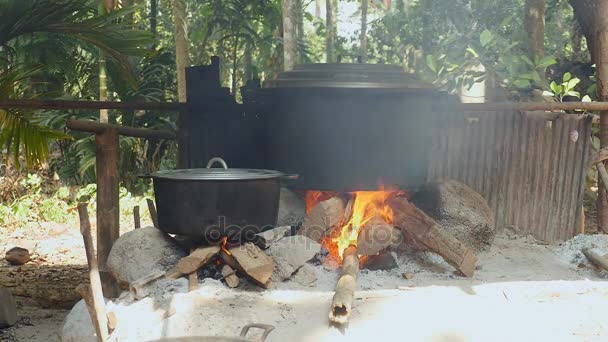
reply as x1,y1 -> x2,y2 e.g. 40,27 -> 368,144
583,248 -> 608,272
0,99 -> 183,111
133,205 -> 141,229
329,245 -> 359,325
77,203 -> 109,342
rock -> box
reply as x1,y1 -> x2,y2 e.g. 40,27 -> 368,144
256,226 -> 291,248
362,252 -> 398,271
0,287 -> 17,328
61,300 -> 96,342
221,265 -> 239,288
277,187 -> 305,227
412,180 -> 496,252
107,227 -> 186,287
268,235 -> 321,280
298,197 -> 345,242
291,263 -> 318,287
5,247 -> 30,265
402,273 -> 415,280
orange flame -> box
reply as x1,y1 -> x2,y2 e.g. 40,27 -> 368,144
332,190 -> 397,259
221,236 -> 231,256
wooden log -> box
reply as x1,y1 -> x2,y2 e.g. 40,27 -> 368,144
77,284 -> 116,333
356,215 -> 398,256
329,245 -> 359,325
96,127 -> 120,272
221,243 -> 274,287
129,270 -> 166,299
453,101 -> 608,112
67,119 -> 176,140
188,272 -> 198,292
176,246 -> 220,275
387,197 -> 478,277
147,199 -> 159,228
221,265 -> 240,288
583,248 -> 608,271
299,197 -> 345,242
77,204 -> 109,342
133,205 -> 141,229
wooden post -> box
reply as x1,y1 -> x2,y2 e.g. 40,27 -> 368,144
329,245 -> 359,325
147,199 -> 159,228
95,127 -> 120,269
596,2 -> 608,233
133,205 -> 141,229
77,204 -> 109,342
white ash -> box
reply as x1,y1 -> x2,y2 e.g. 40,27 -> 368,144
556,234 -> 608,267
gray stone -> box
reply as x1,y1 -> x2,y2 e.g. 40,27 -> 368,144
0,287 -> 17,328
61,300 -> 96,342
277,187 -> 305,227
291,263 -> 318,287
256,226 -> 292,248
412,180 -> 496,252
107,227 -> 186,286
268,235 -> 321,280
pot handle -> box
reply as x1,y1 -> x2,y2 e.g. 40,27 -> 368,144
206,157 -> 228,169
239,323 -> 275,341
281,173 -> 299,180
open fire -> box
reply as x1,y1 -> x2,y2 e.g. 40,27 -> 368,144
306,188 -> 404,261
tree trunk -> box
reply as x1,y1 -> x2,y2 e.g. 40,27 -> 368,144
244,42 -> 253,82
171,0 -> 190,102
296,0 -> 305,64
326,0 -> 335,63
360,0 -> 368,63
524,0 -> 545,59
231,35 -> 239,99
282,0 -> 297,71
150,0 -> 158,43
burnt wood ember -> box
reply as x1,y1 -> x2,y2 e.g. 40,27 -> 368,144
388,197 -> 478,277
299,197 -> 346,242
329,245 -> 359,325
221,243 -> 274,288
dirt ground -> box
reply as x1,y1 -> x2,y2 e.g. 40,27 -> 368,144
3,230 -> 608,341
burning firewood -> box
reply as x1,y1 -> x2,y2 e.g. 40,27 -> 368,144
356,214 -> 399,256
221,243 -> 274,288
299,197 -> 346,242
329,245 -> 359,325
176,246 -> 221,275
388,197 -> 478,277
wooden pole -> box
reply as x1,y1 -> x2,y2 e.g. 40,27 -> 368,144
0,99 -> 183,111
597,1 -> 608,233
95,127 -> 120,270
77,204 -> 109,342
67,119 -> 175,140
454,101 -> 608,112
329,245 -> 359,325
133,205 -> 141,229
147,199 -> 159,228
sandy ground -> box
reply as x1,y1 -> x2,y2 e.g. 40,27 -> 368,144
5,232 -> 608,341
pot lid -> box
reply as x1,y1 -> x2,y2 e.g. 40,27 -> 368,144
264,63 -> 434,89
150,168 -> 288,181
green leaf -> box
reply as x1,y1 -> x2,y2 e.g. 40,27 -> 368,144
582,95 -> 592,102
566,91 -> 580,98
567,78 -> 580,90
426,55 -> 437,73
480,29 -> 493,47
563,72 -> 572,82
513,79 -> 531,88
465,47 -> 479,58
542,91 -> 555,97
537,56 -> 557,69
550,81 -> 559,94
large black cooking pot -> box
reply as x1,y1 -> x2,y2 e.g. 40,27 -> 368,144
258,63 -> 444,191
147,158 -> 296,242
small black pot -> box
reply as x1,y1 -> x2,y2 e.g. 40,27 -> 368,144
145,158 -> 296,243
